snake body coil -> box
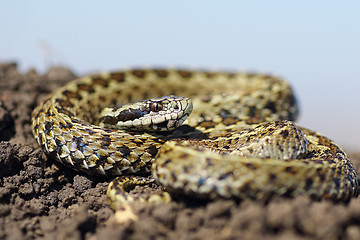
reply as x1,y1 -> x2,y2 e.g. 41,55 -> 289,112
31,69 -> 358,203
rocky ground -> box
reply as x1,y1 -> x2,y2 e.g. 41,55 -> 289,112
0,62 -> 359,240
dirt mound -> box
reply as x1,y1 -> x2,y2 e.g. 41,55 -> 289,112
1,62 -> 359,240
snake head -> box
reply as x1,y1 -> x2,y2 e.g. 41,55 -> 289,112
100,95 -> 193,132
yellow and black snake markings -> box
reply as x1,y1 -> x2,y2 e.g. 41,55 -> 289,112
31,69 -> 358,208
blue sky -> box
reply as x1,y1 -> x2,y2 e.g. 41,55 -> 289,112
1,1 -> 359,150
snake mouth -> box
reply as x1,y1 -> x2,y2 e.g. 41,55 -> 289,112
178,112 -> 191,125
159,101 -> 192,131
172,112 -> 191,129
166,120 -> 180,130
154,113 -> 190,131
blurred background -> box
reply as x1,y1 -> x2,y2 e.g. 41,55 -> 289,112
1,1 -> 359,151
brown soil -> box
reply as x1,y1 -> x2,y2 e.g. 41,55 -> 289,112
1,62 -> 360,240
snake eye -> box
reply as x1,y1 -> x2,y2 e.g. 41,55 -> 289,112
150,102 -> 163,112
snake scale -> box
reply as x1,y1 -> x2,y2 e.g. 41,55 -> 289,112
31,69 -> 359,207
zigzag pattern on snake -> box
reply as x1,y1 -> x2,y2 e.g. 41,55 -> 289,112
31,69 -> 359,206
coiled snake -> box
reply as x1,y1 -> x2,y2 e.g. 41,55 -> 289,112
31,69 -> 358,208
